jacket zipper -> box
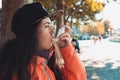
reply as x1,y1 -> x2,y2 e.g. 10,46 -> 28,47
43,60 -> 51,80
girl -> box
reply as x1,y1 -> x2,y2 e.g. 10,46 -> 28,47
0,2 -> 86,80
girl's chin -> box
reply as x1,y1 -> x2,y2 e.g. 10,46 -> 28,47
50,41 -> 54,47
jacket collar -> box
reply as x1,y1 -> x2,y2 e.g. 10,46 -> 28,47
31,55 -> 47,65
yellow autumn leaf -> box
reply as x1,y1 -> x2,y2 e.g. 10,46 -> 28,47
87,0 -> 94,4
91,2 -> 96,12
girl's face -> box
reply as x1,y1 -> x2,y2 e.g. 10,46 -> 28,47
36,17 -> 54,51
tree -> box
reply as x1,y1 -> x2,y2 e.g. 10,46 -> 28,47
0,0 -> 33,47
80,21 -> 105,35
91,22 -> 105,35
55,0 -> 65,37
80,24 -> 90,34
103,20 -> 111,32
34,0 -> 105,35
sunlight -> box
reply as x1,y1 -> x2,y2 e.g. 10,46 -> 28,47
96,1 -> 120,29
103,2 -> 120,29
91,73 -> 100,80
111,61 -> 120,69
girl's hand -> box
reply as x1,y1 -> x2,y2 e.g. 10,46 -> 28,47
57,26 -> 72,48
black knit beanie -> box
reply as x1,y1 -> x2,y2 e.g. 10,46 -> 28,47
11,2 -> 49,37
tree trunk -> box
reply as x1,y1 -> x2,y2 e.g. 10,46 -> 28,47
0,0 -> 33,47
55,0 -> 65,37
71,16 -> 73,28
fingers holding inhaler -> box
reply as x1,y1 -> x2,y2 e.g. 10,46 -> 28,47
53,25 -> 72,48
52,25 -> 71,42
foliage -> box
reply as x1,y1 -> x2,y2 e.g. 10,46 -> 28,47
80,24 -> 90,34
86,0 -> 104,12
80,21 -> 105,35
34,0 -> 105,22
65,0 -> 105,22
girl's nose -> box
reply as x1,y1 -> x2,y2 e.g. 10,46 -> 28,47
49,27 -> 54,35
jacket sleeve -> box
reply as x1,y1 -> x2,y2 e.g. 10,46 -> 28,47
60,44 -> 86,80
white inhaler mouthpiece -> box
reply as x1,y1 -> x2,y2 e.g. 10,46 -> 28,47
52,26 -> 65,42
57,26 -> 65,38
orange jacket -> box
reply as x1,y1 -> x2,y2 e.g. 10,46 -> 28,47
13,44 -> 86,80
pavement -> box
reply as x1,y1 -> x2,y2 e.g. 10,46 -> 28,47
77,39 -> 120,80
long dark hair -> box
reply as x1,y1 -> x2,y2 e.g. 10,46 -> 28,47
0,21 -> 63,80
